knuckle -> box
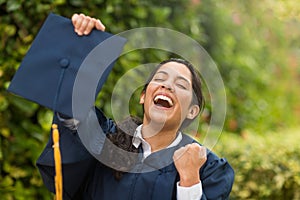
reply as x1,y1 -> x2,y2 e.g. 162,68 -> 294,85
71,13 -> 78,20
193,143 -> 201,148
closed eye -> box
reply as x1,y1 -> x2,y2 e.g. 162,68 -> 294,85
152,72 -> 167,82
176,79 -> 189,90
176,83 -> 187,89
153,78 -> 165,82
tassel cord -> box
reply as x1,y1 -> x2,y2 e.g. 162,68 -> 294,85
52,124 -> 63,200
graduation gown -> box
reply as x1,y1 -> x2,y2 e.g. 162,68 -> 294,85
36,109 -> 234,200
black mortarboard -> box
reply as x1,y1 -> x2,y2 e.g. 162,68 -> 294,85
8,13 -> 126,121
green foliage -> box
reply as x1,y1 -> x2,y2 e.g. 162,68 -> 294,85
0,0 -> 300,199
198,0 -> 300,133
213,129 -> 300,199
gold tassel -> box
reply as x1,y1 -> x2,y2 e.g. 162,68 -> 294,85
52,124 -> 63,200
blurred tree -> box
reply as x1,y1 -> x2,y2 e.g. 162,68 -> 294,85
198,0 -> 300,133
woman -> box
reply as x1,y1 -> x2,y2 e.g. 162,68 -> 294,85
37,14 -> 234,200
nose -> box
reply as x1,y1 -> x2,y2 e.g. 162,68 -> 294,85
161,84 -> 174,92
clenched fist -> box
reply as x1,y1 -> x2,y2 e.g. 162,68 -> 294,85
173,143 -> 207,187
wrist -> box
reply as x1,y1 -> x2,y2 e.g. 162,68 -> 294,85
179,173 -> 200,187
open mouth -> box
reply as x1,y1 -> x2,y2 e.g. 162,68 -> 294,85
154,95 -> 174,108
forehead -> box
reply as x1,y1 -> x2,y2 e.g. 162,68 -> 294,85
155,62 -> 192,80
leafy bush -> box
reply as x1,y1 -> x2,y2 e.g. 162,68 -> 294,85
0,0 -> 206,199
213,129 -> 300,199
198,0 -> 300,133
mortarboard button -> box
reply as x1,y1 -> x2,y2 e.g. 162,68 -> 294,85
59,58 -> 70,68
8,13 -> 127,120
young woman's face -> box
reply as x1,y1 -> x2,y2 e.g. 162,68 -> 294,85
140,61 -> 200,131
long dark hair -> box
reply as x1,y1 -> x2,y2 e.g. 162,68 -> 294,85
105,58 -> 205,180
103,116 -> 141,180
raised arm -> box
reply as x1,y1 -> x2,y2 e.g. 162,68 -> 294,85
173,143 -> 234,199
173,143 -> 207,199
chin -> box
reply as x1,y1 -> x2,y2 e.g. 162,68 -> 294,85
149,113 -> 168,125
143,104 -> 182,129
149,113 -> 180,130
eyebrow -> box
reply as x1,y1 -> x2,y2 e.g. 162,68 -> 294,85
156,70 -> 191,85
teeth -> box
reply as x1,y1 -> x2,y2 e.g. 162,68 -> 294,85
154,95 -> 173,106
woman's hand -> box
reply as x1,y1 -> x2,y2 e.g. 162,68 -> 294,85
173,143 -> 207,187
71,13 -> 106,36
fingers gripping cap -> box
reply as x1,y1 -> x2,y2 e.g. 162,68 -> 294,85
8,13 -> 126,120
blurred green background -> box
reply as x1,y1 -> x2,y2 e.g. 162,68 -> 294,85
0,0 -> 299,199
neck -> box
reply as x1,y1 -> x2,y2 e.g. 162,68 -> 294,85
141,122 -> 179,152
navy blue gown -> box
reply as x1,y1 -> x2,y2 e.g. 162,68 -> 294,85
36,109 -> 234,200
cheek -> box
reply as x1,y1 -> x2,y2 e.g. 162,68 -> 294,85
145,83 -> 158,96
177,90 -> 193,103
142,84 -> 156,105
176,91 -> 193,111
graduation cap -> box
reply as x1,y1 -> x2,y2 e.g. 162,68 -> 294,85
7,13 -> 126,200
8,13 -> 126,121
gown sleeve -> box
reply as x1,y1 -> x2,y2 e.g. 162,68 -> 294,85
200,151 -> 235,200
36,108 -> 116,199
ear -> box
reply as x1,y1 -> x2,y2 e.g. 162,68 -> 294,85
186,104 -> 200,120
139,92 -> 145,104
